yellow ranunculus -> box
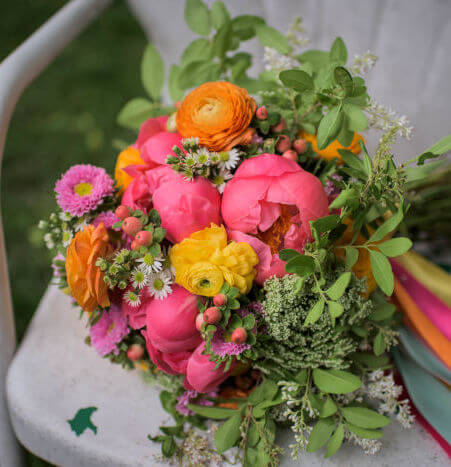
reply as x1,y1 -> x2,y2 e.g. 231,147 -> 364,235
114,146 -> 145,192
170,224 -> 259,297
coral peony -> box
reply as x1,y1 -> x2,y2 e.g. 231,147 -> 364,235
122,165 -> 221,242
65,224 -> 112,312
114,146 -> 146,192
170,224 -> 258,296
222,154 -> 328,284
121,286 -> 151,330
145,285 -> 201,353
300,131 -> 364,163
176,81 -> 256,152
185,342 -> 234,393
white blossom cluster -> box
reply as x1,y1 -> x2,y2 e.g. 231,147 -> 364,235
350,51 -> 378,76
263,47 -> 296,72
346,430 -> 382,455
366,98 -> 414,140
287,17 -> 310,51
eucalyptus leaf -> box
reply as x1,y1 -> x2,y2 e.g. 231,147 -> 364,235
313,369 -> 362,394
377,238 -> 412,257
141,44 -> 164,101
326,272 -> 352,300
185,0 -> 211,36
255,24 -> 290,54
317,105 -> 343,150
341,406 -> 390,428
369,250 -> 394,295
306,417 -> 336,452
325,423 -> 344,458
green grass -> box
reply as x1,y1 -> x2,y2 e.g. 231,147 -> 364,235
1,1 -> 147,464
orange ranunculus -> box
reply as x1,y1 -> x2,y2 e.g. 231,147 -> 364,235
175,81 -> 257,152
300,131 -> 364,163
114,146 -> 145,191
66,224 -> 112,312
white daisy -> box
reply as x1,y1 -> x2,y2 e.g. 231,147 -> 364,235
131,268 -> 148,289
74,219 -> 88,232
137,253 -> 163,274
147,271 -> 173,300
59,211 -> 73,221
209,152 -> 221,165
185,155 -> 196,167
218,149 -> 241,170
213,170 -> 233,194
61,229 -> 73,247
124,290 -> 141,307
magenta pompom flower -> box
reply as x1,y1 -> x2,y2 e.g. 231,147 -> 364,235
92,211 -> 120,230
89,306 -> 129,357
175,389 -> 217,416
55,164 -> 114,217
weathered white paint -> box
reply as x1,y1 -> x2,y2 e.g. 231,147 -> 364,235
0,0 -> 112,465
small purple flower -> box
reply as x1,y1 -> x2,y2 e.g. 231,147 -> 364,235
211,327 -> 250,357
176,389 -> 217,416
92,211 -> 120,230
55,164 -> 114,217
324,174 -> 342,198
89,305 -> 129,357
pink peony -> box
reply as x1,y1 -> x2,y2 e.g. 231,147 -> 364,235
142,329 -> 191,375
121,287 -> 151,330
145,284 -> 201,353
122,166 -> 221,243
185,343 -> 234,393
222,154 -> 328,283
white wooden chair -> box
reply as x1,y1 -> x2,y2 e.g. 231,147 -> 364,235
1,0 -> 450,465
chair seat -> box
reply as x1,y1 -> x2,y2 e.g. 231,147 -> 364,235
6,285 -> 448,467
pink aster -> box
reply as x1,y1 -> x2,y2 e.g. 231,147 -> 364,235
55,164 -> 114,217
175,389 -> 217,416
89,305 -> 129,357
211,327 -> 250,357
92,211 -> 120,230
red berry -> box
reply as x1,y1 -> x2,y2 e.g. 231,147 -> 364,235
195,313 -> 205,331
231,327 -> 247,344
213,293 -> 227,307
271,117 -> 286,133
127,344 -> 144,361
282,149 -> 299,162
131,240 -> 140,251
135,230 -> 153,246
276,135 -> 291,153
293,139 -> 308,154
122,217 -> 142,237
115,205 -> 130,220
204,306 -> 222,325
256,106 -> 268,120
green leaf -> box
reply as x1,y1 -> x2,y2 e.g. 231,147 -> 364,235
329,188 -> 359,210
345,247 -> 359,269
325,423 -> 344,458
187,404 -> 239,419
311,214 -> 341,233
317,105 -> 343,150
298,50 -> 330,69
279,248 -> 300,262
312,369 -> 361,394
210,1 -> 230,29
369,250 -> 394,296
168,65 -> 183,102
178,60 -> 221,89
117,98 -> 162,130
334,66 -> 354,96
373,331 -> 386,356
368,206 -> 404,242
417,135 -> 451,164
212,22 -> 232,58
279,69 -> 314,91
338,149 -> 365,173
306,417 -> 336,452
326,272 -> 352,300
330,37 -> 347,63
162,436 -> 177,457
160,391 -> 175,415
181,39 -> 211,66
341,407 -> 390,429
304,298 -> 325,326
328,300 -> 344,319
242,314 -> 256,331
346,422 -> 384,439
377,238 -> 412,257
68,407 -> 98,436
255,24 -> 290,54
247,422 -> 260,447
285,255 -> 315,277
344,103 -> 368,132
370,303 -> 396,321
185,0 -> 211,36
248,379 -> 278,406
141,44 -> 164,101
319,397 -> 338,418
214,413 -> 242,453
294,369 -> 308,385
350,351 -> 390,369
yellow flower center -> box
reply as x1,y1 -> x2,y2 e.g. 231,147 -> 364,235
153,278 -> 164,290
74,182 -> 93,196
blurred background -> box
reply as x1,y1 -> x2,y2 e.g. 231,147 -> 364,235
1,0 -> 450,465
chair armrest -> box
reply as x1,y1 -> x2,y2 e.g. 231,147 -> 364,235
0,0 -> 112,465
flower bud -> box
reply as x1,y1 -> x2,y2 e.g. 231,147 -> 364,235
256,106 -> 268,120
271,117 -> 286,133
115,205 -> 130,220
276,135 -> 291,153
282,149 -> 299,162
122,217 -> 142,237
204,306 -> 222,325
134,230 -> 153,247
293,139 -> 308,154
213,293 -> 227,307
231,327 -> 247,344
127,343 -> 144,361
195,313 -> 205,331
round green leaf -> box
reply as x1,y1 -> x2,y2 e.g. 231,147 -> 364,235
185,0 -> 211,36
341,406 -> 390,429
279,69 -> 314,91
313,368 -> 362,394
330,37 -> 347,63
210,1 -> 230,29
181,39 -> 211,66
285,254 -> 315,276
255,24 -> 290,54
141,44 -> 164,101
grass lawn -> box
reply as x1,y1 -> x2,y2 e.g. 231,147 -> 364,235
1,1 -> 147,464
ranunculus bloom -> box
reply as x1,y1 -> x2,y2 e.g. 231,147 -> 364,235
176,81 -> 256,152
142,329 -> 191,375
122,166 -> 221,243
300,131 -> 364,163
145,285 -> 201,353
114,146 -> 146,191
65,224 -> 112,312
170,224 -> 258,296
222,154 -> 329,284
185,342 -> 234,393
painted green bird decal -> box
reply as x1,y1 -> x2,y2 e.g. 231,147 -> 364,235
68,407 -> 98,436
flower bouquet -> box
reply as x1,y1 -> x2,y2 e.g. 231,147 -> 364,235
39,1 -> 451,465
